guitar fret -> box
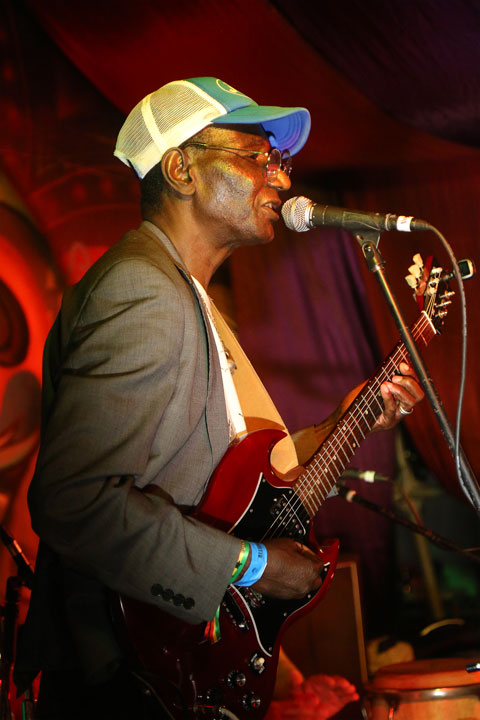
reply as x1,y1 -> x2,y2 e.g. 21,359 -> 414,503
301,468 -> 323,502
318,445 -> 344,488
325,445 -> 344,475
297,469 -> 326,511
349,413 -> 367,441
309,464 -> 331,500
335,422 -> 355,454
329,429 -> 351,463
308,456 -> 336,497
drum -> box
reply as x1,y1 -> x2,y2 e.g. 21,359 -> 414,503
363,658 -> 480,719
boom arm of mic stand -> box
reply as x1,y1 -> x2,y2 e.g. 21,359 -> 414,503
337,484 -> 480,564
357,233 -> 480,514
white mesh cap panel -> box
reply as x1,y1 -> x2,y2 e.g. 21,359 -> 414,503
114,80 -> 227,179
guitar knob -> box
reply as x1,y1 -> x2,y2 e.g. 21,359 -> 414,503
242,691 -> 262,710
249,653 -> 266,675
227,670 -> 247,687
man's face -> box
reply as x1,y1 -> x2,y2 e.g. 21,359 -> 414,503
187,125 -> 291,250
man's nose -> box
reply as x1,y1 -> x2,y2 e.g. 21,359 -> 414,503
267,168 -> 291,192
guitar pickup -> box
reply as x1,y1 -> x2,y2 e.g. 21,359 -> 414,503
223,589 -> 250,632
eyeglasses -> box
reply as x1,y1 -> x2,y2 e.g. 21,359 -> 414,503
182,142 -> 292,181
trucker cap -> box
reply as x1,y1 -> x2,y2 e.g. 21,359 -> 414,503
114,77 -> 311,179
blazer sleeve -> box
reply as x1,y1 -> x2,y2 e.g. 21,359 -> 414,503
28,258 -> 240,624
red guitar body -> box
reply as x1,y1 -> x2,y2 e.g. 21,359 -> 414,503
116,429 -> 339,719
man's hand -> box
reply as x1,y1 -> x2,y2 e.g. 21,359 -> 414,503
252,538 -> 323,599
373,361 -> 424,432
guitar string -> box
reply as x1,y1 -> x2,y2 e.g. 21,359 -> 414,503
299,305 -> 438,512
264,345 -> 398,534
273,350 -> 394,525
282,308 -> 436,521
262,340 -> 408,537
259,311 -> 434,540
269,309 -> 436,533
287,326 -> 422,519
262,356 -> 388,538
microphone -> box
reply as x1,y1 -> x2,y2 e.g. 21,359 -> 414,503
339,468 -> 390,483
282,196 -> 431,233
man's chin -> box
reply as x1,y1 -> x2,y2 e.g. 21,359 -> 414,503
256,221 -> 276,245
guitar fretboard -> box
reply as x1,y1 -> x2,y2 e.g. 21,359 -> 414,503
296,311 -> 435,517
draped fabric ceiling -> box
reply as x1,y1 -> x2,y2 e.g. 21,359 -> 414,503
2,0 -> 480,632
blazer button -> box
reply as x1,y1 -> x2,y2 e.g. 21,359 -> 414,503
151,583 -> 163,597
184,597 -> 195,609
173,593 -> 185,606
163,588 -> 174,602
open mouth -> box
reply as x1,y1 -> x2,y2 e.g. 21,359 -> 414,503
263,201 -> 280,218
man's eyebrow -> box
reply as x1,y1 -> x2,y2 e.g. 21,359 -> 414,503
239,136 -> 271,152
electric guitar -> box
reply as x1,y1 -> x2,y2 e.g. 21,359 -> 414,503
114,256 -> 453,719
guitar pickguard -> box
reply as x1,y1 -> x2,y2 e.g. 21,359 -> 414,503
224,474 -> 328,655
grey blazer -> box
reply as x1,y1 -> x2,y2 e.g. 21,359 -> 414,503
27,222 -> 241,650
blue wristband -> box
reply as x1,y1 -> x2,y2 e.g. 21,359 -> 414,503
234,542 -> 267,587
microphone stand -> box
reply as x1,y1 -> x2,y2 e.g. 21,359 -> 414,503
0,527 -> 35,720
1,576 -> 23,720
357,233 -> 480,514
337,483 -> 480,565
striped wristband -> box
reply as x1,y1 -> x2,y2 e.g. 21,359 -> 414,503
234,542 -> 267,587
230,540 -> 250,584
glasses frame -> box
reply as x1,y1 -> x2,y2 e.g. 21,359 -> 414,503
182,142 -> 292,181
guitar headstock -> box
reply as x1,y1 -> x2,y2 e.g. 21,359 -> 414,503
405,254 -> 454,333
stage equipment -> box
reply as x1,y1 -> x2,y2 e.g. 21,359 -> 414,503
363,657 -> 480,718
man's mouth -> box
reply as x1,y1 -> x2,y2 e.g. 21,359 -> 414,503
262,201 -> 281,218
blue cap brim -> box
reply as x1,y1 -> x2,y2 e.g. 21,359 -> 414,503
212,105 -> 311,156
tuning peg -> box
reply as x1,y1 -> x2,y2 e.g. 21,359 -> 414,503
436,298 -> 452,308
405,274 -> 418,289
412,253 -> 423,266
428,267 -> 442,284
408,263 -> 422,278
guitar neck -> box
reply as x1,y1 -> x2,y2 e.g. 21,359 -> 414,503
295,311 -> 435,517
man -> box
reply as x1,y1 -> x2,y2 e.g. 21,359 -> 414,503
17,78 -> 423,719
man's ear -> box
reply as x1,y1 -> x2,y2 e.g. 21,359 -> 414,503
161,148 -> 195,196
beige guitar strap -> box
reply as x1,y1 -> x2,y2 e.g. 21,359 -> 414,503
210,303 -> 299,475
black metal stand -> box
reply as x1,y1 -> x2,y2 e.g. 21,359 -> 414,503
337,483 -> 480,565
0,527 -> 35,720
0,577 -> 19,720
357,233 -> 480,513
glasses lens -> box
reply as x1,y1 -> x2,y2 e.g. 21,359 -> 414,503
265,148 -> 281,179
281,150 -> 292,177
266,148 -> 292,179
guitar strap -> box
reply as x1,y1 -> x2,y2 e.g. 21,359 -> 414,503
210,303 -> 299,475
139,221 -> 299,475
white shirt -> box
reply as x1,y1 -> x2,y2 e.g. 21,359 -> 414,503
192,278 -> 247,442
